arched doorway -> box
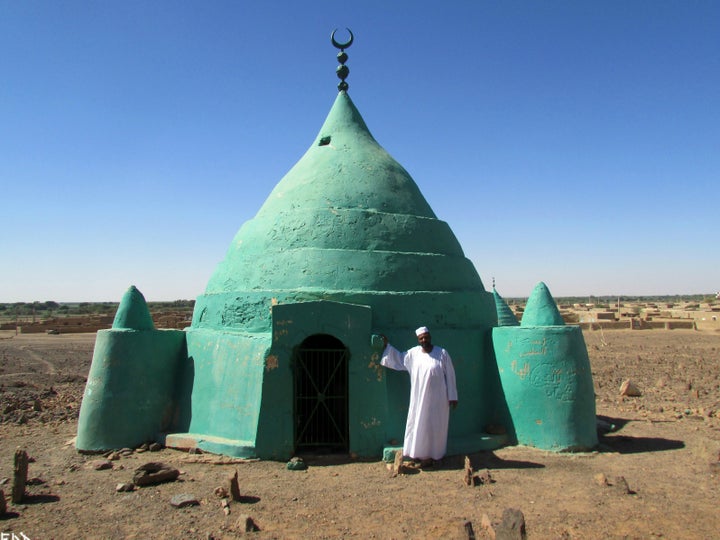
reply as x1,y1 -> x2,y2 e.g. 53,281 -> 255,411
294,334 -> 349,453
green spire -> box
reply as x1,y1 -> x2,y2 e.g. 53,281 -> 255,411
253,91 -> 436,219
112,285 -> 155,330
521,282 -> 565,326
493,287 -> 519,327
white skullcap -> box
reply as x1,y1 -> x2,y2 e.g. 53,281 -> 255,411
415,326 -> 430,336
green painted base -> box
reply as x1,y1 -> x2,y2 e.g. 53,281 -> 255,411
448,433 -> 509,456
382,446 -> 403,462
164,433 -> 256,458
382,433 -> 508,462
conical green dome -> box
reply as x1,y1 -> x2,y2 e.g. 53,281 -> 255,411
180,83 -> 501,461
112,285 -> 155,330
521,282 -> 565,326
195,91 -> 487,331
493,288 -> 520,327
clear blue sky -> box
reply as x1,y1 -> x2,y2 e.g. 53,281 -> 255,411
1,1 -> 718,302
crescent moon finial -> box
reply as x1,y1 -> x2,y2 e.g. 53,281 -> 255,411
331,28 -> 354,92
331,28 -> 354,50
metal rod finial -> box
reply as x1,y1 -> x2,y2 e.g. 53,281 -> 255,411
331,28 -> 354,91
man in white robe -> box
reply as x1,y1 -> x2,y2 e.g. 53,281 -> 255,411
381,326 -> 458,464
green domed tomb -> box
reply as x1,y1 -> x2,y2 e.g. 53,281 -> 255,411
77,32 -> 596,459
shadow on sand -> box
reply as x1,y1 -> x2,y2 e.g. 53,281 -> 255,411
597,415 -> 685,454
441,451 -> 545,471
21,493 -> 61,504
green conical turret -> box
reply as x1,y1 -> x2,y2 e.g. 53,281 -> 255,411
493,287 -> 519,327
521,282 -> 565,326
112,285 -> 155,330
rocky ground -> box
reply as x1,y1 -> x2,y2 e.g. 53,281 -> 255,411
1,329 -> 719,539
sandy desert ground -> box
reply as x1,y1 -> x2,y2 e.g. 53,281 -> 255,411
1,328 -> 719,539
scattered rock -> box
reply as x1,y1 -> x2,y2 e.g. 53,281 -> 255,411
614,476 -> 634,495
463,456 -> 474,486
214,486 -> 229,498
228,469 -> 241,502
12,449 -> 28,504
86,459 -> 113,471
115,482 -> 135,492
477,469 -> 493,485
480,514 -> 495,538
133,462 -> 180,486
149,442 -> 162,452
119,448 -> 134,456
235,514 -> 260,532
170,494 -> 200,508
619,379 -> 642,397
594,473 -> 609,486
286,457 -> 307,471
390,450 -> 403,478
496,507 -> 527,540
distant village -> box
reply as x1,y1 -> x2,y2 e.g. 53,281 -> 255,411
510,294 -> 720,332
1,294 -> 718,335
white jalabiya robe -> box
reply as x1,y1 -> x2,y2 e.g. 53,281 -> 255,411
381,344 -> 458,460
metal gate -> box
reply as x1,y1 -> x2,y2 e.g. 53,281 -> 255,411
294,335 -> 349,453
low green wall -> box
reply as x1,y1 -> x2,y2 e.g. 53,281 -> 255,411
172,328 -> 271,457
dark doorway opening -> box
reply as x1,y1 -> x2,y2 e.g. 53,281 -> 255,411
294,334 -> 349,454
